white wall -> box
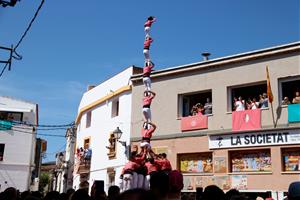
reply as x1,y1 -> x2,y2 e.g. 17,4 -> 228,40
0,96 -> 37,192
74,67 -> 135,192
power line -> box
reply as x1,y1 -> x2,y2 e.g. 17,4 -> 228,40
0,0 -> 45,78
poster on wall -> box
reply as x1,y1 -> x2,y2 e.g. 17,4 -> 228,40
179,154 -> 213,173
283,150 -> 300,171
231,151 -> 271,172
214,157 -> 227,173
231,175 -> 247,190
213,176 -> 231,190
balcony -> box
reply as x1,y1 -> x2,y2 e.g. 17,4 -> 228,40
288,104 -> 300,123
181,115 -> 208,132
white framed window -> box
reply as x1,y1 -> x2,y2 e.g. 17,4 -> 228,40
278,76 -> 300,105
227,81 -> 267,111
86,111 -> 92,128
0,144 -> 5,161
111,99 -> 119,118
178,90 -> 212,117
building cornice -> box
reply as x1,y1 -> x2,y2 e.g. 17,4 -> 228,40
131,41 -> 300,82
75,85 -> 131,124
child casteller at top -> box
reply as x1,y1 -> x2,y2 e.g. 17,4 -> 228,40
144,16 -> 156,38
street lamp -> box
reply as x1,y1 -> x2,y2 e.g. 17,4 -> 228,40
112,127 -> 126,147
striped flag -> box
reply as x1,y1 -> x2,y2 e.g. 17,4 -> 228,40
266,66 -> 273,103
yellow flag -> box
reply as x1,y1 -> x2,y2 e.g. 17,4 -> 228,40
266,66 -> 273,103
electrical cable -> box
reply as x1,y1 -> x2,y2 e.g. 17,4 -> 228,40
0,0 -> 45,78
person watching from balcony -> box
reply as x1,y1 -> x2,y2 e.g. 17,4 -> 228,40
282,96 -> 291,105
292,91 -> 300,104
84,144 -> 92,166
143,91 -> 156,122
204,98 -> 213,115
144,16 -> 156,39
234,96 -> 245,111
251,97 -> 259,109
260,93 -> 269,108
143,61 -> 155,91
196,103 -> 204,115
191,105 -> 198,116
143,37 -> 153,63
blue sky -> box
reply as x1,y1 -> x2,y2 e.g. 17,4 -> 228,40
0,0 -> 299,162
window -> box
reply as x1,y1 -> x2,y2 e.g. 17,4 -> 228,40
0,111 -> 23,122
281,147 -> 300,172
279,77 -> 300,105
178,153 -> 213,173
86,111 -> 91,128
111,99 -> 119,118
228,82 -> 268,111
0,144 -> 5,161
229,149 -> 271,172
178,90 -> 212,117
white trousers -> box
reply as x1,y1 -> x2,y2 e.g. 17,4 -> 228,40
144,174 -> 150,190
143,49 -> 150,62
137,174 -> 144,188
143,77 -> 151,91
142,107 -> 152,122
145,27 -> 151,38
123,172 -> 138,191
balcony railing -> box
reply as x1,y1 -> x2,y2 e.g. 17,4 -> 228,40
288,104 -> 300,123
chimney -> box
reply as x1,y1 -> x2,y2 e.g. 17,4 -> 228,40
87,85 -> 95,91
201,52 -> 211,61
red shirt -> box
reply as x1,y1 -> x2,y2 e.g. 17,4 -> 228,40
143,64 -> 154,77
144,20 -> 155,27
143,96 -> 154,106
133,154 -> 146,165
144,38 -> 153,49
156,159 -> 172,171
145,161 -> 160,174
142,127 -> 155,139
123,160 -> 140,172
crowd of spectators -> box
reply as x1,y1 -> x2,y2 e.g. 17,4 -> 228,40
282,91 -> 300,105
0,180 -> 299,200
233,93 -> 269,111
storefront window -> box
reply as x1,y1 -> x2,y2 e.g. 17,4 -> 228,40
282,148 -> 300,172
178,153 -> 213,173
230,149 -> 271,172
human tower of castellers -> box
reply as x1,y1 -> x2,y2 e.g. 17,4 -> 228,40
119,16 -> 172,192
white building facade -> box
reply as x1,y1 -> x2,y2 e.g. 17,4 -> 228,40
0,96 -> 38,192
73,66 -> 142,192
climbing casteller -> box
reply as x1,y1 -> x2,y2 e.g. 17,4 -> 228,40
143,37 -> 153,63
142,90 -> 156,122
144,16 -> 156,38
143,61 -> 155,91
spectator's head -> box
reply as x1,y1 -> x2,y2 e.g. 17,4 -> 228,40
148,157 -> 154,164
296,92 -> 300,97
66,188 -> 75,198
168,170 -> 184,193
21,191 -> 31,200
253,97 -> 257,102
225,189 -> 240,200
238,96 -> 242,101
207,98 -> 210,103
288,181 -> 300,200
284,96 -> 289,101
58,193 -> 68,200
71,189 -> 92,200
44,191 -> 60,200
108,185 -> 120,200
263,93 -> 267,98
161,153 -> 167,159
150,171 -> 169,200
202,185 -> 225,200
117,188 -> 155,200
2,187 -> 18,200
31,191 -> 42,199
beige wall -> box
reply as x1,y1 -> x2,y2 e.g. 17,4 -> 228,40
131,51 -> 300,139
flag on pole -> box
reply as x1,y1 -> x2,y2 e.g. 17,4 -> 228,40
266,66 -> 273,103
